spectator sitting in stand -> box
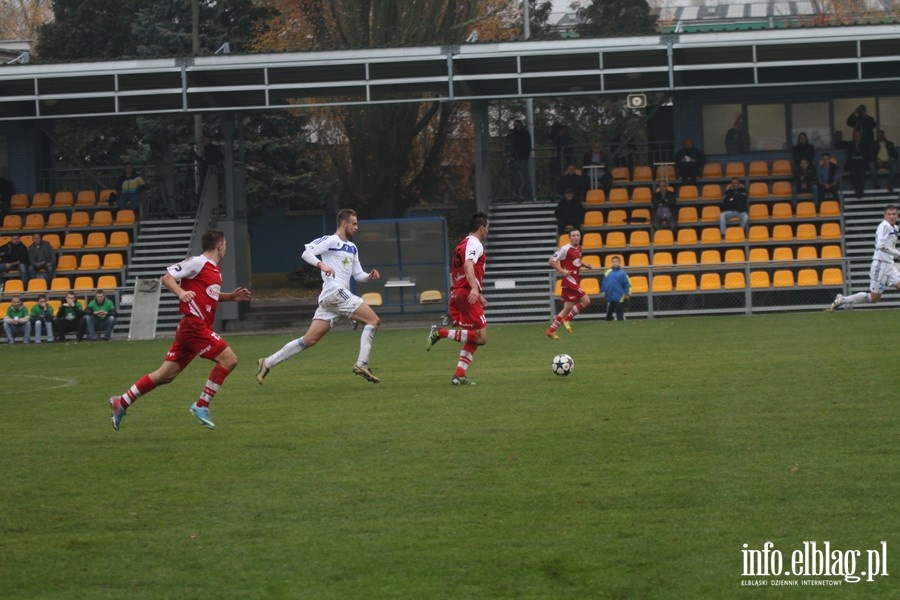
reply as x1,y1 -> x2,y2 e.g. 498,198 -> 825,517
557,165 -> 589,204
792,158 -> 820,210
673,137 -> 706,185
27,232 -> 56,283
581,142 -> 612,196
0,233 -> 30,287
84,289 -> 117,341
792,132 -> 816,166
871,130 -> 898,192
4,295 -> 32,344
651,180 -> 677,231
554,189 -> 585,235
30,293 -> 55,343
817,153 -> 842,203
55,291 -> 85,342
720,178 -> 749,235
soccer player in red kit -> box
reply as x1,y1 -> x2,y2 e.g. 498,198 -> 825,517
425,212 -> 489,385
546,228 -> 592,339
109,229 -> 251,431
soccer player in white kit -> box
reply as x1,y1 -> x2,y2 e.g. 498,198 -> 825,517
256,208 -> 382,383
828,204 -> 900,310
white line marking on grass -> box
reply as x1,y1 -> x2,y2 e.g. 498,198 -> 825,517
20,375 -> 78,391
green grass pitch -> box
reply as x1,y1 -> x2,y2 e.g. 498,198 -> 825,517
1,311 -> 897,599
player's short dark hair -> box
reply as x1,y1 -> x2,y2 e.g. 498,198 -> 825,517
201,229 -> 225,251
884,204 -> 898,213
336,208 -> 357,227
468,211 -> 489,233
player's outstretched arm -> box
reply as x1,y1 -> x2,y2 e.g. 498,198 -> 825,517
221,287 -> 251,302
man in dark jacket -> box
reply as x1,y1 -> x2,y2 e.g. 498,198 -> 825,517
651,180 -> 677,231
0,233 -> 29,287
554,189 -> 584,235
720,178 -> 749,235
673,137 -> 706,185
871,130 -> 897,192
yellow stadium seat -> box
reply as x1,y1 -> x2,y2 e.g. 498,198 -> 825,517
676,250 -> 698,265
700,206 -> 720,222
771,202 -> 793,219
628,253 -> 649,268
749,160 -> 769,177
101,253 -> 123,271
69,211 -> 90,228
50,277 -> 71,291
2,214 -> 22,230
27,278 -> 48,293
724,227 -> 746,243
99,189 -> 117,204
652,251 -> 674,266
606,210 -> 627,225
772,159 -> 793,176
631,208 -> 650,223
76,190 -> 97,206
724,248 -> 745,263
4,280 -> 24,294
585,189 -> 605,205
700,228 -> 722,244
97,275 -> 118,290
822,268 -> 844,285
361,292 -> 383,306
748,182 -> 769,199
820,223 -> 841,239
583,211 -> 604,227
85,232 -> 107,248
771,181 -> 792,198
700,273 -> 722,290
31,192 -> 51,208
702,163 -> 723,179
701,184 -> 722,202
701,249 -> 722,264
46,212 -> 68,229
581,255 -> 601,270
678,207 -> 699,224
53,191 -> 74,207
675,274 -> 697,291
23,213 -> 44,229
631,187 -> 652,204
678,185 -> 699,202
772,247 -> 793,262
795,202 -> 817,219
56,255 -> 78,272
796,246 -> 817,261
748,225 -> 770,242
554,280 -> 562,297
607,188 -> 629,204
611,167 -> 630,182
61,233 -> 84,249
749,248 -> 770,262
108,231 -> 130,247
771,225 -> 793,241
581,278 -> 601,295
797,269 -> 819,286
750,271 -> 771,288
653,230 -> 674,246
725,161 -> 746,178
676,229 -> 698,245
79,254 -> 101,271
820,201 -> 841,217
582,233 -> 602,249
629,230 -> 650,247
773,270 -> 795,287
820,245 -> 842,261
43,234 -> 61,250
629,275 -> 648,294
651,275 -> 673,293
724,272 -> 746,289
632,166 -> 653,182
73,276 -> 94,291
92,210 -> 113,227
605,231 -> 627,248
796,224 -> 817,241
10,193 -> 29,210
115,209 -> 136,226
748,204 -> 769,220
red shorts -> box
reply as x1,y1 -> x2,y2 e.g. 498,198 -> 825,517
561,286 -> 586,303
448,288 -> 487,330
165,316 -> 228,369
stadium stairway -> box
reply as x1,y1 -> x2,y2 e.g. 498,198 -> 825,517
482,201 -> 559,323
840,188 -> 900,309
114,218 -> 195,337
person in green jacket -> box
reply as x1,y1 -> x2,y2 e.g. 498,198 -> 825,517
55,291 -> 85,342
84,289 -> 117,341
4,295 -> 31,344
29,293 -> 55,343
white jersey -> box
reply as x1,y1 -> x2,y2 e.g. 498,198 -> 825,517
302,234 -> 370,301
872,220 -> 900,263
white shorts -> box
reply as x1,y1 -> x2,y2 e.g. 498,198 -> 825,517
869,260 -> 900,294
314,288 -> 364,325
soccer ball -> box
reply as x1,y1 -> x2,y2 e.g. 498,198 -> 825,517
551,354 -> 574,377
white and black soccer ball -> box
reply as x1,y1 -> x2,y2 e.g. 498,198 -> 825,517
551,353 -> 574,377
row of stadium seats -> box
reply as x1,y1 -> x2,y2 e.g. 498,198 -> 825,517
1,210 -> 135,231
557,267 -> 843,296
2,274 -> 120,295
605,160 -> 794,184
581,245 -> 842,269
9,190 -> 116,210
0,231 -> 131,251
585,182 -> 825,205
568,223 -> 842,249
581,201 -> 841,228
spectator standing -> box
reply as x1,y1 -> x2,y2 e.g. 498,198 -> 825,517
84,290 -> 117,341
0,233 -> 29,287
792,132 -> 816,166
554,189 -> 585,235
600,257 -> 631,321
720,178 -> 749,235
845,130 -> 872,198
557,165 -> 589,204
651,180 -> 677,231
55,291 -> 85,342
115,162 -> 147,211
673,137 -> 706,185
724,114 -> 749,153
871,130 -> 897,192
508,120 -> 534,201
847,104 -> 876,148
30,294 -> 55,343
581,142 -> 612,195
792,158 -> 820,210
4,295 -> 31,344
27,232 -> 56,282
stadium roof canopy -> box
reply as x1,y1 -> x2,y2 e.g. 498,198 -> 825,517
0,23 -> 898,122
